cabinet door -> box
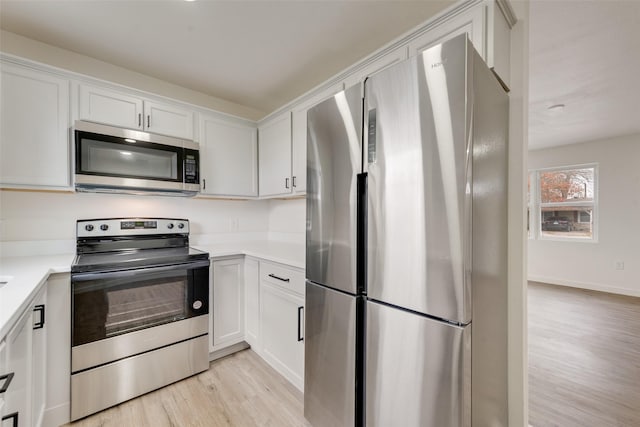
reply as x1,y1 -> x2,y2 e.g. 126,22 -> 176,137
0,63 -> 70,189
291,83 -> 343,195
3,308 -> 33,427
260,282 -> 304,391
0,339 -> 6,422
144,100 -> 194,140
244,258 -> 260,348
211,259 -> 245,352
258,112 -> 292,197
79,84 -> 143,130
407,5 -> 484,58
31,288 -> 47,427
200,115 -> 257,196
44,274 -> 71,427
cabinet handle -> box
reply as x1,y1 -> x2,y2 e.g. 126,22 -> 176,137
33,304 -> 45,330
0,372 -> 14,393
147,115 -> 151,128
1,412 -> 18,427
138,113 -> 142,127
203,179 -> 206,190
268,273 -> 290,283
292,176 -> 297,188
285,177 -> 290,189
297,306 -> 304,342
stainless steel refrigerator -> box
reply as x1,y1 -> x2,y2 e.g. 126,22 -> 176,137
305,34 -> 509,427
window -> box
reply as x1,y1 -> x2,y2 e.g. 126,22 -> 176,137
528,165 -> 597,240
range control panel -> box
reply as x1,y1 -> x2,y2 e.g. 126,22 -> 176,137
77,218 -> 189,237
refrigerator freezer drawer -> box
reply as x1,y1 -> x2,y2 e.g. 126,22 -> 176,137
304,281 -> 359,427
366,300 -> 470,427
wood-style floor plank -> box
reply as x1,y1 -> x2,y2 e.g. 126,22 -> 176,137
66,349 -> 310,427
528,282 -> 640,427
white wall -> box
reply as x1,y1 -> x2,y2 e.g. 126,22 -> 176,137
0,191 -> 270,256
528,132 -> 640,297
267,198 -> 306,244
0,30 -> 265,121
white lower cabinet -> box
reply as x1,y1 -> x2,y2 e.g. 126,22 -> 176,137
30,288 -> 47,427
43,273 -> 71,427
244,258 -> 260,348
1,285 -> 47,427
2,308 -> 32,427
258,261 -> 305,391
210,258 -> 245,353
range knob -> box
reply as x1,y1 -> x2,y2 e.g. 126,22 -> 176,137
167,223 -> 175,229
85,224 -> 94,232
100,224 -> 109,231
178,223 -> 185,229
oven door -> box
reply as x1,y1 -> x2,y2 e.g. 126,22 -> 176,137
71,260 -> 209,349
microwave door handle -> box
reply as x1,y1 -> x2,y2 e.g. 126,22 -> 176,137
71,260 -> 210,282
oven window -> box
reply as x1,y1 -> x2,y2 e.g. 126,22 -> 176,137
73,270 -> 189,346
80,138 -> 179,180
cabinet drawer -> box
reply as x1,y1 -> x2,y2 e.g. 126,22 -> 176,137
260,262 -> 304,296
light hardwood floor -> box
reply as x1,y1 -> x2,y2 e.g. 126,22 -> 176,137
528,281 -> 640,427
67,349 -> 310,427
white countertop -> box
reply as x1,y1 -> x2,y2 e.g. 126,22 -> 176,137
0,254 -> 74,338
194,240 -> 305,270
0,240 -> 304,339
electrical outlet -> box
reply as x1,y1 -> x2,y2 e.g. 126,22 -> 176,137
615,261 -> 625,270
229,218 -> 239,232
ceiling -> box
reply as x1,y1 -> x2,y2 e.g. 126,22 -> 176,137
528,0 -> 640,150
1,1 -> 639,150
0,0 -> 454,115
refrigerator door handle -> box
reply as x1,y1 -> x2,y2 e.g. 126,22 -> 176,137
297,306 -> 304,342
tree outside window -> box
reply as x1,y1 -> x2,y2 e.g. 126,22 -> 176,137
529,165 -> 596,240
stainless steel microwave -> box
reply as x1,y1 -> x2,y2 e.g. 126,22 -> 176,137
74,121 -> 200,196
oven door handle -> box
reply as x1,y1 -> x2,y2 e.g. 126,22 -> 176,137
71,260 -> 210,282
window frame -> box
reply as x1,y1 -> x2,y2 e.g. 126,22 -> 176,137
528,163 -> 598,242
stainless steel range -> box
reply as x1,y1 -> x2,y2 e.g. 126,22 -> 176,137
70,218 -> 210,421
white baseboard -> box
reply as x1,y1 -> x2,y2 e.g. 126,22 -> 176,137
42,402 -> 70,427
209,341 -> 249,362
528,275 -> 640,297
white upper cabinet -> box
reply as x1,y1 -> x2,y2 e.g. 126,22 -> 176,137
144,100 -> 194,140
258,111 -> 292,197
407,0 -> 513,89
79,84 -> 194,140
0,62 -> 71,190
200,114 -> 257,197
291,83 -> 343,195
79,85 -> 143,130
